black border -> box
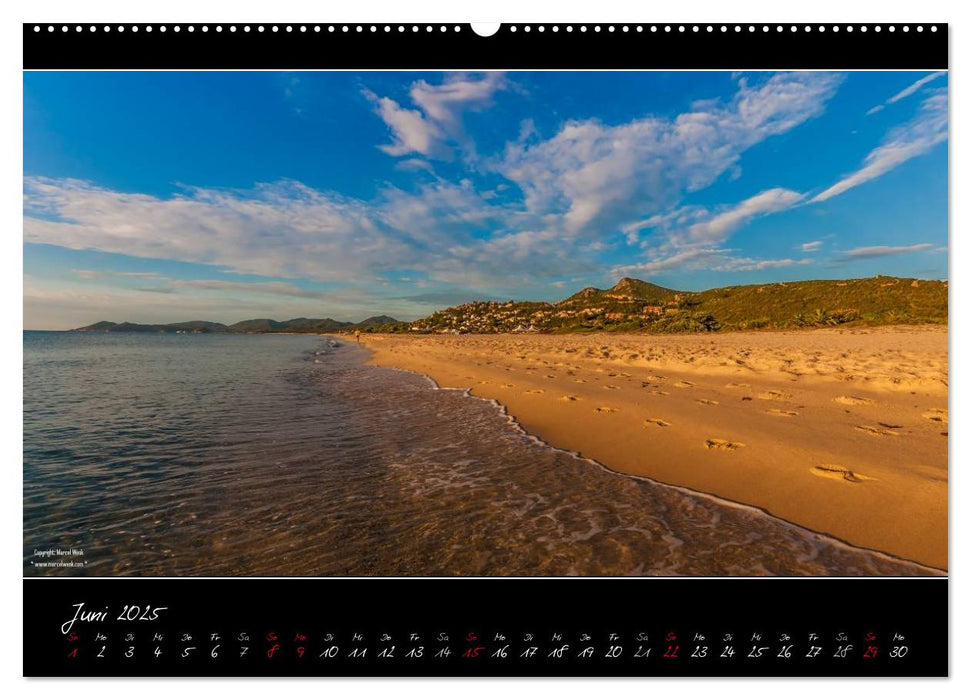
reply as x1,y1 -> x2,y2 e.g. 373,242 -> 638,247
22,20 -> 950,679
24,23 -> 947,70
25,578 -> 948,676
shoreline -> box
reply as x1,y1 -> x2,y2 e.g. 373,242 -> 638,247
387,362 -> 944,576
361,327 -> 948,570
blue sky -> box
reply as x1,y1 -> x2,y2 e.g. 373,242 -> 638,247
24,70 -> 947,329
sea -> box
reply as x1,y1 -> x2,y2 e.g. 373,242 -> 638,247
23,331 -> 937,576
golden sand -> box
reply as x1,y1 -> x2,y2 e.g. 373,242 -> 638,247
362,326 -> 948,570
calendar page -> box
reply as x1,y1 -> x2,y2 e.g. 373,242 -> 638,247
22,21 -> 948,677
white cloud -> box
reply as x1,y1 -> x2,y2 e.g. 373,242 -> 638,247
615,187 -> 806,278
678,188 -> 804,246
363,90 -> 450,159
25,177 -> 396,282
23,175 -> 563,290
497,72 -> 841,238
170,279 -> 340,301
838,243 -> 935,261
73,271 -> 359,302
799,240 -> 824,252
812,90 -> 947,203
615,248 -> 812,276
866,71 -> 946,115
395,158 -> 435,173
72,269 -> 164,280
410,72 -> 508,130
25,176 -> 510,283
365,73 -> 508,160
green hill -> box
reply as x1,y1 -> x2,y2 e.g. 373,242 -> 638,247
404,275 -> 947,334
690,277 -> 947,329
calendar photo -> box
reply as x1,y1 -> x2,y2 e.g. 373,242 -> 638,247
24,65 -> 947,578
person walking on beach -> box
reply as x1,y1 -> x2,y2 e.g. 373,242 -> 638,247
354,329 -> 361,344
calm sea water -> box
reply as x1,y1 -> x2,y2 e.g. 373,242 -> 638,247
23,331 -> 935,576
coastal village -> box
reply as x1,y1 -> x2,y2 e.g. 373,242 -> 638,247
401,275 -> 946,335
409,279 -> 687,334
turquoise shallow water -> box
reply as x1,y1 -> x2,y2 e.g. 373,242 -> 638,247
23,331 -> 935,576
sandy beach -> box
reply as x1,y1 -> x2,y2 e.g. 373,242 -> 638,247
362,326 -> 948,571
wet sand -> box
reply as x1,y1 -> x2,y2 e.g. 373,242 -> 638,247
362,327 -> 948,571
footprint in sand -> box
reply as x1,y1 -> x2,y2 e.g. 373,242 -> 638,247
856,425 -> 900,437
835,395 -> 874,406
674,381 -> 695,388
705,438 -> 745,451
758,390 -> 791,401
695,398 -> 719,406
545,374 -> 556,379
500,383 -> 515,388
811,464 -> 875,483
652,390 -> 670,396
646,375 -> 666,382
574,379 -> 588,384
559,395 -> 582,402
604,384 -> 620,390
766,408 -> 798,417
524,389 -> 545,395
645,418 -> 670,427
594,407 -> 619,414
725,382 -> 750,389
922,408 -> 948,423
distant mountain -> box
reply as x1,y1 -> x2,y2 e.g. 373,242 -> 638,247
74,320 -> 229,333
163,320 -> 230,332
226,318 -> 289,333
406,276 -> 947,334
354,315 -> 399,328
74,316 -> 400,334
75,321 -> 121,332
269,318 -> 351,333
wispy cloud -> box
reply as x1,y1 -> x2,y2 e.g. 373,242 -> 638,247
397,290 -> 502,305
678,188 -> 804,246
616,187 -> 807,277
25,176 -> 515,285
813,90 -> 947,202
615,248 -> 812,276
364,72 -> 508,160
799,240 -> 824,252
170,279 -> 341,301
837,243 -> 935,261
866,71 -> 946,115
72,269 -> 164,280
497,72 -> 841,238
